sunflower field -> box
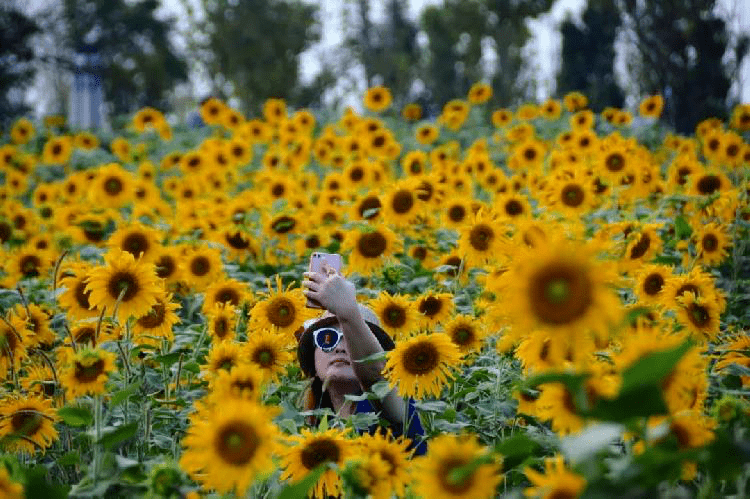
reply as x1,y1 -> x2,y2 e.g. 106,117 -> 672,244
1,84 -> 750,498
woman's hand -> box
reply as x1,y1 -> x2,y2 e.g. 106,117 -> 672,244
302,264 -> 358,320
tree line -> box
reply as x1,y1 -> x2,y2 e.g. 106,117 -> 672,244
1,0 -> 748,133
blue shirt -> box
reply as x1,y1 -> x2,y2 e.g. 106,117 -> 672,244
354,398 -> 427,456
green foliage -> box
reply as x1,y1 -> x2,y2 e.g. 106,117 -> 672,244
62,0 -> 188,115
557,0 -> 624,110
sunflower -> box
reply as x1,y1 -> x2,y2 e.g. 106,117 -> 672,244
415,124 -> 439,145
716,334 -> 750,387
563,91 -> 588,112
543,169 -> 597,218
369,292 -> 420,339
248,276 -> 311,337
244,329 -> 294,382
92,163 -> 134,208
413,433 -> 501,499
182,246 -> 224,291
0,315 -> 28,378
132,106 -> 164,132
180,399 -> 281,495
42,135 -> 73,164
60,347 -> 117,399
524,455 -> 586,499
540,99 -> 562,120
342,226 -> 401,276
534,382 -> 588,435
85,249 -> 162,323
416,292 -> 454,329
500,237 -> 621,345
693,222 -> 731,266
662,267 -> 724,312
443,314 -> 487,355
634,264 -> 673,305
354,431 -> 414,498
570,109 -> 594,130
207,364 -> 266,403
381,179 -> 425,227
200,97 -> 227,125
204,340 -> 246,376
458,210 -> 508,267
639,94 -> 664,118
676,292 -> 720,342
364,86 -> 393,113
690,169 -> 731,197
511,138 -> 547,170
12,303 -> 55,348
383,332 -> 462,399
202,277 -> 250,315
10,118 -> 34,145
74,131 -> 99,151
401,103 -> 422,121
0,395 -> 58,454
620,226 -> 663,272
132,292 -> 181,345
281,427 -> 353,499
205,303 -> 238,342
108,223 -> 162,263
467,81 -> 492,104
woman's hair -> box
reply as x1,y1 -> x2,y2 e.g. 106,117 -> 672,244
297,316 -> 395,415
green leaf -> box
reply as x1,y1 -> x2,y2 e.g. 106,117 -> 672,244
110,380 -> 143,407
55,451 -> 80,466
57,406 -> 93,427
98,422 -> 138,450
674,215 -> 692,239
23,466 -> 69,499
277,464 -> 331,499
152,351 -> 183,367
619,341 -> 692,393
356,351 -> 387,364
182,361 -> 200,374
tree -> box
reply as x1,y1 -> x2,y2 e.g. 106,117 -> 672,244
182,0 -> 321,113
62,0 -> 188,116
346,0 -> 420,105
419,0 -> 549,108
0,5 -> 39,127
619,0 -> 749,133
557,0 -> 624,110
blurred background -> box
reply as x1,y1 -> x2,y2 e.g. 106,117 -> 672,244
2,0 -> 749,134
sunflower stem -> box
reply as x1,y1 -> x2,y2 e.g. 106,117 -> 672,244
95,306 -> 107,344
111,285 -> 129,323
93,394 -> 103,482
15,284 -> 32,319
51,250 -> 69,314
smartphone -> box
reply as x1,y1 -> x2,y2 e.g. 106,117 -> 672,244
306,252 -> 343,308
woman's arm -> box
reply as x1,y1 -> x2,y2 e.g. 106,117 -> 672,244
302,266 -> 406,423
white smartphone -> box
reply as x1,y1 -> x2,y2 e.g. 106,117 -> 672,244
306,252 -> 343,308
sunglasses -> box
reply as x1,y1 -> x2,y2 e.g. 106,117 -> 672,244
313,327 -> 343,352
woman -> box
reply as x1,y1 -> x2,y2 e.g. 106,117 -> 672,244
300,264 -> 426,454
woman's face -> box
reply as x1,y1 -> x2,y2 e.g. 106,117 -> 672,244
313,328 -> 358,385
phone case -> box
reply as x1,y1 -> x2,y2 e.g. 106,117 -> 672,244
306,253 -> 343,308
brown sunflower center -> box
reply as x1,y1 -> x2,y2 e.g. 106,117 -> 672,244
438,458 -> 475,494
452,326 -> 474,345
561,184 -> 584,207
529,262 -> 593,326
74,280 -> 92,309
411,246 -> 427,260
701,234 -> 719,252
11,409 -> 44,435
20,255 -> 41,277
252,347 -> 274,367
0,222 -> 11,243
605,153 -> 625,172
122,233 -> 149,257
225,232 -> 251,250
136,302 -> 166,329
629,234 -> 651,259
417,181 -> 434,202
402,341 -> 439,375
643,273 -> 665,295
74,359 -> 105,383
469,224 -> 494,251
448,205 -> 466,222
505,199 -> 524,216
687,303 -> 710,327
266,297 -> 296,327
697,175 -> 721,195
213,317 -> 229,338
107,271 -> 140,302
190,256 -> 211,277
104,176 -> 123,195
74,326 -> 96,344
350,167 -> 365,181
372,135 -> 386,148
272,216 -> 297,234
358,197 -> 382,219
357,232 -> 387,258
523,147 -> 537,161
300,438 -> 341,470
215,421 -> 259,465
82,220 -> 106,242
418,297 -> 442,317
155,255 -> 176,279
305,235 -> 321,249
231,379 -> 256,393
391,190 -> 414,214
215,288 -> 241,307
380,304 -> 405,328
